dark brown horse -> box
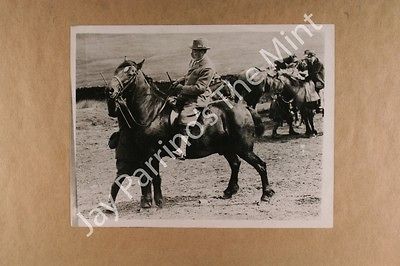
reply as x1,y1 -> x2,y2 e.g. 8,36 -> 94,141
107,59 -> 275,209
234,63 -> 319,137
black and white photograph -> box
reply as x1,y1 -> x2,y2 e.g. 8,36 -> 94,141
71,24 -> 334,230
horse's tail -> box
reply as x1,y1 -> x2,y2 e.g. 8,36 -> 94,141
247,107 -> 264,137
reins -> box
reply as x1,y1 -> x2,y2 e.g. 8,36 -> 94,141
112,68 -> 171,128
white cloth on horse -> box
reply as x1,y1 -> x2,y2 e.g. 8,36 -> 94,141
278,68 -> 307,80
304,81 -> 320,102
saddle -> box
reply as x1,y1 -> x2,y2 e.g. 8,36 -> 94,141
168,103 -> 215,127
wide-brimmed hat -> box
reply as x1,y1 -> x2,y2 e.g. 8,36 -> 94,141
189,38 -> 210,50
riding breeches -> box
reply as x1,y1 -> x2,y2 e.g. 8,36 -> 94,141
178,101 -> 201,126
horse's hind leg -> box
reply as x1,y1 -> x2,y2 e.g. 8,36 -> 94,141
301,109 -> 313,136
238,151 -> 275,201
309,106 -> 317,135
272,122 -> 280,138
222,153 -> 241,199
303,107 -> 317,137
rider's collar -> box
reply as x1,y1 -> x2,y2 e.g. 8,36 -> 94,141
190,56 -> 207,68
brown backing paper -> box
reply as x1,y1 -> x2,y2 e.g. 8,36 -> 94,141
0,0 -> 399,265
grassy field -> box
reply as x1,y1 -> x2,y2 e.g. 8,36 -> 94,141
76,30 -> 324,88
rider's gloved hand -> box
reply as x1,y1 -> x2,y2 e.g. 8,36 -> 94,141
105,87 -> 114,98
172,80 -> 180,87
172,77 -> 185,88
174,84 -> 183,92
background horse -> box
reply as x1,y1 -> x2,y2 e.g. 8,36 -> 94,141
107,59 -> 275,209
228,68 -> 266,109
233,67 -> 299,137
278,73 -> 319,137
234,59 -> 320,137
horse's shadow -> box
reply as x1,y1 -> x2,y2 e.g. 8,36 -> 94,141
113,195 -> 204,212
257,133 -> 303,143
108,193 -> 261,214
257,131 -> 323,143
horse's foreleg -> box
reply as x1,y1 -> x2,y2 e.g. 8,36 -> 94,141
137,162 -> 153,209
222,153 -> 241,199
140,183 -> 153,209
272,122 -> 280,138
106,160 -> 136,212
294,110 -> 300,126
287,115 -> 299,136
238,151 -> 275,201
110,176 -> 124,204
288,121 -> 299,135
286,104 -> 299,135
110,161 -> 135,203
152,163 -> 163,208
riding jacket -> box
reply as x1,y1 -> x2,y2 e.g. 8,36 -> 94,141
180,55 -> 216,103
306,58 -> 325,90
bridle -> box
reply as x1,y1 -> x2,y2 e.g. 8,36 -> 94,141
111,66 -> 138,99
111,64 -> 171,128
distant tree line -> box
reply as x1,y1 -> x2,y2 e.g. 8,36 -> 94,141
75,74 -> 239,102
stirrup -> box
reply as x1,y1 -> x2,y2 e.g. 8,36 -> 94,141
172,150 -> 186,160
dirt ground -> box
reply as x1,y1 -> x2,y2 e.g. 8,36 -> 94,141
75,100 -> 323,222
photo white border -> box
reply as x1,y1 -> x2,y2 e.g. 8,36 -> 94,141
70,24 -> 334,228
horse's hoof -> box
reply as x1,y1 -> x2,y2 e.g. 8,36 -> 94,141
261,188 -> 275,201
99,206 -> 115,214
271,134 -> 280,139
221,193 -> 232,199
222,190 -> 233,199
103,208 -> 115,214
223,184 -> 239,199
140,196 -> 153,208
155,198 -> 164,208
305,133 -> 316,138
289,131 -> 300,136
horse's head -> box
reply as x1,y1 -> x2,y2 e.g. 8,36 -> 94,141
108,59 -> 145,98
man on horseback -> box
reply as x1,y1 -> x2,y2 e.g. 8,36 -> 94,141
304,50 -> 325,114
171,38 -> 216,160
103,55 -> 275,208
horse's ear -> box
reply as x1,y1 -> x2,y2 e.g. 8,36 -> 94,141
137,59 -> 145,70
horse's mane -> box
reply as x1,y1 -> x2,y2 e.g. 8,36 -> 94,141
116,60 -> 168,91
265,75 -> 286,93
115,60 -> 137,74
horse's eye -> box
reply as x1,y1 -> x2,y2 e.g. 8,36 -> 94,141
123,66 -> 130,73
